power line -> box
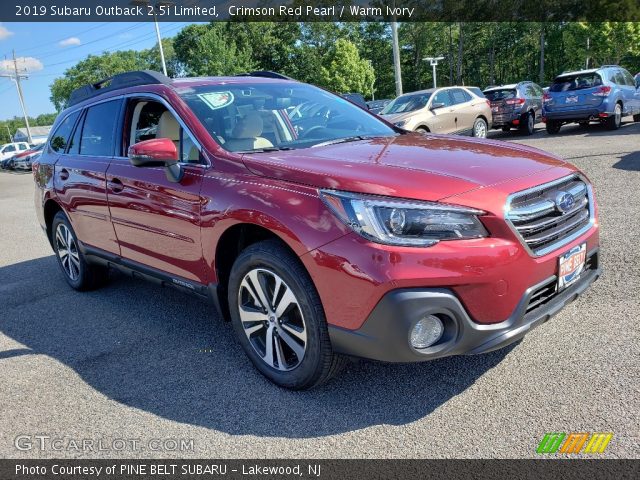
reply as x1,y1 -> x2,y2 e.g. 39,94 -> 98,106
15,22 -> 113,55
29,23 -> 184,78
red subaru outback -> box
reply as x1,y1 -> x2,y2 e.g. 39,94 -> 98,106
33,71 -> 600,389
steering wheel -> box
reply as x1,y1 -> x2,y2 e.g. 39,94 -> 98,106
300,125 -> 327,139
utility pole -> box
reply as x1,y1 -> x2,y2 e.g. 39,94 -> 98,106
423,57 -> 445,89
0,50 -> 32,143
153,7 -> 168,76
132,0 -> 169,76
391,21 -> 403,96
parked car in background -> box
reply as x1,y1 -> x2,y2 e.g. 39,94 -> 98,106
380,86 -> 492,138
13,143 -> 44,171
484,81 -> 544,135
543,65 -> 640,133
341,93 -> 369,109
0,142 -> 30,161
367,99 -> 392,114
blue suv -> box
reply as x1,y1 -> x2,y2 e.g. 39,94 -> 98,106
543,65 -> 640,134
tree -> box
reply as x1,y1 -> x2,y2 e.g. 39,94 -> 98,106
173,24 -> 254,77
318,38 -> 375,96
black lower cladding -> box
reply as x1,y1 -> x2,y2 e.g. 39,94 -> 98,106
329,250 -> 600,363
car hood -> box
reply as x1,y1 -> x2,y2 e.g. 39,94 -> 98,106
242,133 -> 568,202
379,111 -> 418,124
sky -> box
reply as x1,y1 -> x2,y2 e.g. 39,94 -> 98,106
0,21 -> 197,120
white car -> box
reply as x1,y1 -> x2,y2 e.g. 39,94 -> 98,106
0,142 -> 30,161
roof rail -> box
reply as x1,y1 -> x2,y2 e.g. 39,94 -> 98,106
235,71 -> 295,80
599,64 -> 619,69
68,70 -> 172,107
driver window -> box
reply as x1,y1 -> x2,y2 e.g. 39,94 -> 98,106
129,100 -> 200,163
432,90 -> 453,107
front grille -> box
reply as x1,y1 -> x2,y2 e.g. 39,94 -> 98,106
506,176 -> 593,256
525,252 -> 598,314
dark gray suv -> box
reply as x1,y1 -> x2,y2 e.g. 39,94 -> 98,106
484,81 -> 544,135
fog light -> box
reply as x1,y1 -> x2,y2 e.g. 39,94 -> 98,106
410,315 -> 444,349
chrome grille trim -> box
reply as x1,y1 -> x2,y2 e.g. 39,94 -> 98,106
505,175 -> 595,257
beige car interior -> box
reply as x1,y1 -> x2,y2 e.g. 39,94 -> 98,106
130,101 -> 199,162
224,111 -> 275,151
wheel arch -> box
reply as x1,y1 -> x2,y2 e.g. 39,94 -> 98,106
213,222 -> 302,321
43,198 -> 64,248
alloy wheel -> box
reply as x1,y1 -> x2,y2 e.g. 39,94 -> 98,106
55,223 -> 80,281
474,120 -> 487,138
237,268 -> 307,371
615,104 -> 622,127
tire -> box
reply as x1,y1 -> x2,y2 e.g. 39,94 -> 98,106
51,211 -> 108,291
633,114 -> 640,122
472,117 -> 488,138
415,127 -> 429,134
227,239 -> 345,390
606,103 -> 622,130
546,120 -> 562,134
519,112 -> 535,135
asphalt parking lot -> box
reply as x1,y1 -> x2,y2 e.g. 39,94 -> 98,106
0,121 -> 638,459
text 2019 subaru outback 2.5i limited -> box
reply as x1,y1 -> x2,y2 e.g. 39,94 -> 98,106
33,71 -> 601,390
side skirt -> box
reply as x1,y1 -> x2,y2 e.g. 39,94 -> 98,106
79,242 -> 225,319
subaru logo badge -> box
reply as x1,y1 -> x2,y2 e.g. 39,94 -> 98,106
555,192 -> 575,213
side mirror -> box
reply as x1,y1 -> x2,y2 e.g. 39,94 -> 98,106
128,138 -> 184,183
430,102 -> 445,111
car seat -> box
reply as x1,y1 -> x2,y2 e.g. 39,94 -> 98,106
224,111 -> 274,151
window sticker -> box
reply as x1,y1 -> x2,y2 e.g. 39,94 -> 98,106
198,91 -> 234,110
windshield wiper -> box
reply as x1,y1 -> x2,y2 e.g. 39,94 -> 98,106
311,136 -> 370,148
236,146 -> 293,154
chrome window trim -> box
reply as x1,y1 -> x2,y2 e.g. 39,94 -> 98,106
504,174 -> 596,257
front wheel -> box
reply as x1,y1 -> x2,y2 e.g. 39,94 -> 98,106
228,240 -> 344,390
472,117 -> 488,138
51,211 -> 108,290
606,103 -> 622,130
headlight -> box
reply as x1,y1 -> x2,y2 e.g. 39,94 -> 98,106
394,120 -> 407,127
320,190 -> 488,247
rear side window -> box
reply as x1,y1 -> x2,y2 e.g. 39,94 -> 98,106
79,100 -> 120,157
550,73 -> 603,92
50,111 -> 80,153
466,87 -> 484,98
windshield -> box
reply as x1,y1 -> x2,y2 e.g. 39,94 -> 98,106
177,83 -> 395,153
380,93 -> 431,115
550,73 -> 603,92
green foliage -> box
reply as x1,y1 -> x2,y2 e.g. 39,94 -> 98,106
173,23 -> 254,77
319,38 -> 375,96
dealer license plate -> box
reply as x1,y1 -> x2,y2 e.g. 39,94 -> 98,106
558,243 -> 586,290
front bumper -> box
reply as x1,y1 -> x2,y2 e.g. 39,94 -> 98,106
329,250 -> 600,363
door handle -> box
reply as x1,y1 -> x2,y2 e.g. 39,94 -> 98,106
59,168 -> 69,180
108,178 -> 124,193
